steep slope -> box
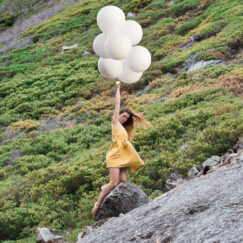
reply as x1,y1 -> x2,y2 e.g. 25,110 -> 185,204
0,0 -> 83,53
0,0 -> 242,242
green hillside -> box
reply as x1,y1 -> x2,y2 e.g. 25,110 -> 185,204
0,0 -> 242,242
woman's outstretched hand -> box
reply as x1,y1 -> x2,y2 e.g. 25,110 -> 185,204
116,81 -> 120,88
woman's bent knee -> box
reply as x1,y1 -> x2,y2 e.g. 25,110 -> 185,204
109,181 -> 119,187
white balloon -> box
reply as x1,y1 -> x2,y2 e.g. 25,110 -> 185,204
118,60 -> 143,84
104,33 -> 132,60
98,57 -> 123,79
93,33 -> 109,58
120,20 -> 143,45
97,6 -> 125,34
127,46 -> 151,72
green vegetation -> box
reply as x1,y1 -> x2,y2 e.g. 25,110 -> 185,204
171,0 -> 198,16
0,12 -> 18,31
0,0 -> 242,241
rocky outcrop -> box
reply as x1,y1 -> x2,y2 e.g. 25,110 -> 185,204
188,141 -> 243,179
77,142 -> 243,243
177,36 -> 201,49
178,55 -> 225,73
77,217 -> 117,240
36,227 -> 70,243
95,182 -> 150,221
188,59 -> 225,72
0,0 -> 83,54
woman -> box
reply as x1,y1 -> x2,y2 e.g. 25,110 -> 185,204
92,81 -> 152,217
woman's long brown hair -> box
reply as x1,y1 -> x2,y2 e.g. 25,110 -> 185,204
119,107 -> 153,141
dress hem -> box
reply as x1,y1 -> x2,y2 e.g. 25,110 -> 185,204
106,166 -> 127,168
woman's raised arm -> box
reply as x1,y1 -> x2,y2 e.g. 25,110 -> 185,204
112,81 -> 120,124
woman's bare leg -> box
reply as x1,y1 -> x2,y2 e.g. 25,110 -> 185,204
119,167 -> 127,182
92,167 -> 120,217
101,167 -> 127,190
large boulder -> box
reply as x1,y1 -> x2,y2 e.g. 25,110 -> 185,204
77,160 -> 243,243
95,182 -> 150,221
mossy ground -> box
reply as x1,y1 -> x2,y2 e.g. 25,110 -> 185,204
0,0 -> 242,241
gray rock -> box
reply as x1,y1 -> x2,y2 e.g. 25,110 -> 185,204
78,217 -> 116,240
211,155 -> 221,162
188,59 -> 225,72
61,43 -> 79,54
165,173 -> 184,190
188,166 -> 199,178
219,147 -> 243,167
77,161 -> 243,243
184,41 -> 196,49
179,55 -> 225,73
77,226 -> 93,240
177,36 -> 200,49
228,153 -> 238,158
202,156 -> 221,168
95,182 -> 150,221
219,155 -> 227,164
83,50 -> 90,56
180,55 -> 197,72
238,155 -> 243,163
127,12 -> 136,18
232,143 -> 243,153
227,148 -> 234,154
36,227 -> 69,243
188,165 -> 203,179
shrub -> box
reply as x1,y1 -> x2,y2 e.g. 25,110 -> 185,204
125,0 -> 153,13
171,0 -> 198,16
176,15 -> 203,35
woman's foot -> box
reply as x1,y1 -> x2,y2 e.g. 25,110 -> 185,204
92,202 -> 100,217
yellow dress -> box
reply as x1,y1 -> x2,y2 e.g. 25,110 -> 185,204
106,123 -> 144,173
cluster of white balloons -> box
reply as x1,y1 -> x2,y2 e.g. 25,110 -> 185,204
93,5 -> 151,84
